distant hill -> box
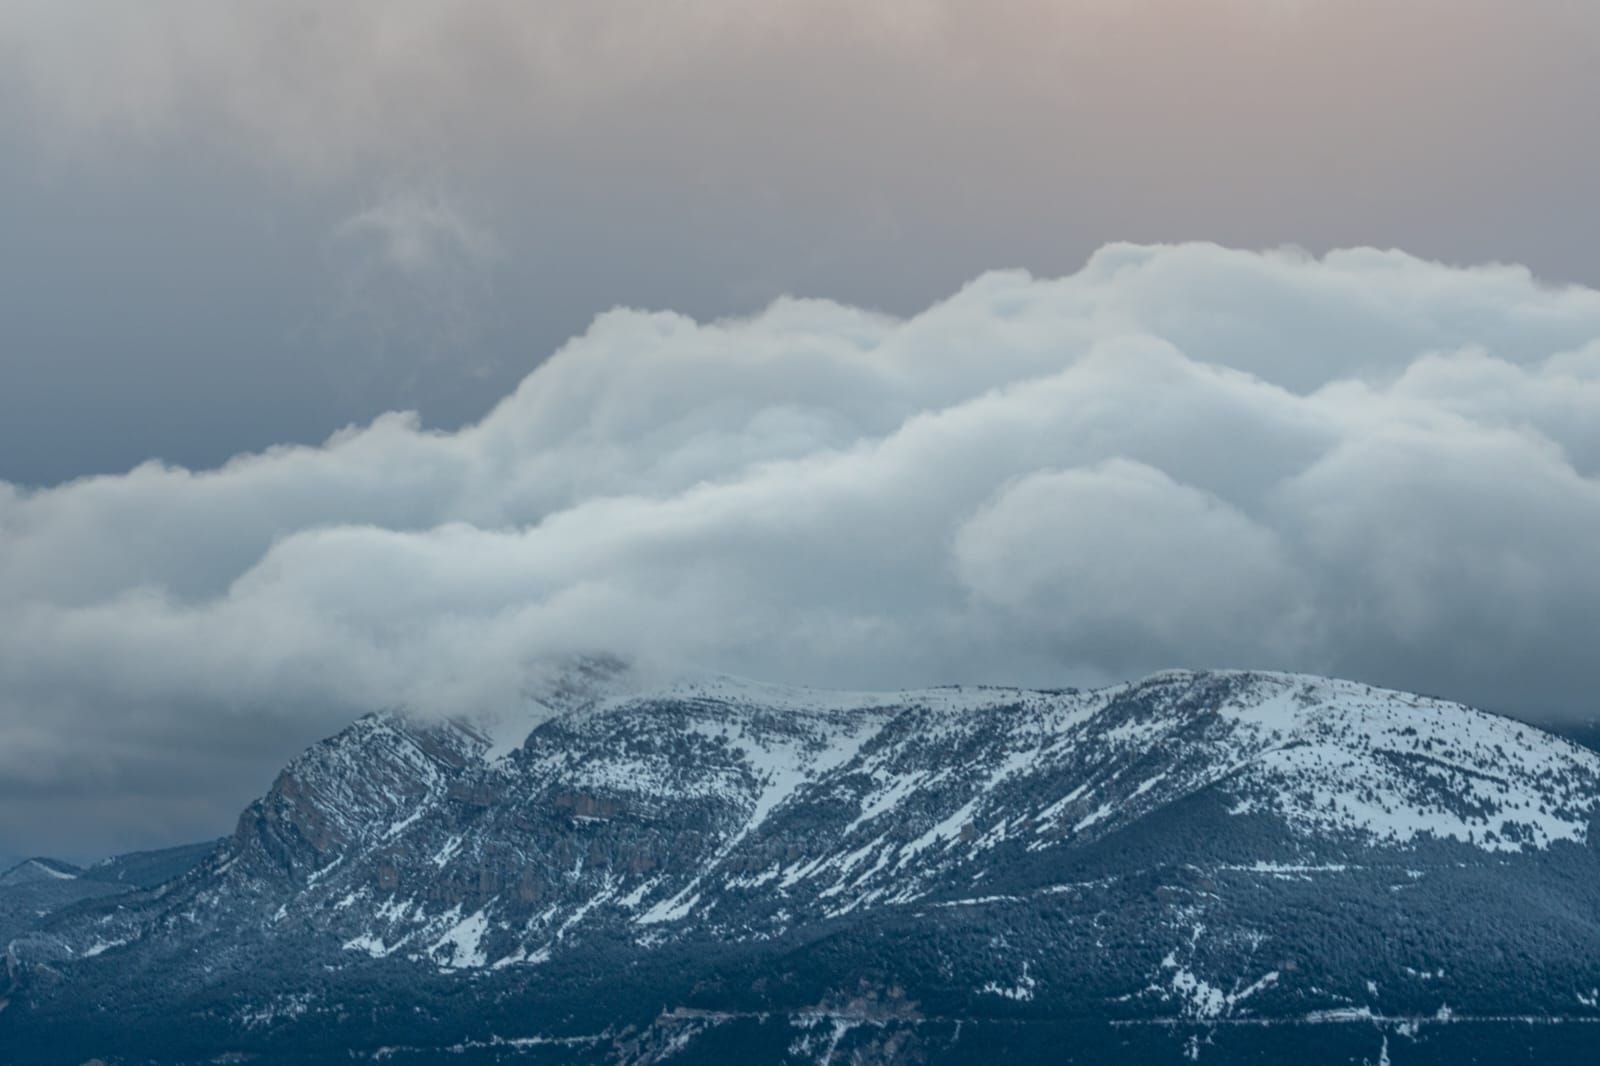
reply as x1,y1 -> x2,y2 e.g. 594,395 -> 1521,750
84,839 -> 221,890
0,842 -> 217,944
0,856 -> 83,888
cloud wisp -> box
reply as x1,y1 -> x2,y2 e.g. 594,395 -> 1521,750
5,241 -> 1600,855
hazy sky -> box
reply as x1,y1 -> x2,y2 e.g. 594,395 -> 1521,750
3,1 -> 1600,860
5,0 -> 1599,484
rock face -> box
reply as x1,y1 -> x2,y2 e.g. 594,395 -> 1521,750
5,669 -> 1600,1063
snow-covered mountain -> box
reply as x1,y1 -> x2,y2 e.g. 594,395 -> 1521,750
0,842 -> 219,947
0,858 -> 82,888
5,667 -> 1600,1063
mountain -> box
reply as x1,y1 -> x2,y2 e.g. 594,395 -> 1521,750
0,844 -> 219,947
0,858 -> 84,888
4,668 -> 1600,1064
82,840 -> 223,890
1,858 -> 115,948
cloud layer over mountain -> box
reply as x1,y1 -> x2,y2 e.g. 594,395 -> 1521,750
5,242 -> 1600,855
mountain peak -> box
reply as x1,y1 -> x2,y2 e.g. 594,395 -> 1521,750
0,857 -> 82,887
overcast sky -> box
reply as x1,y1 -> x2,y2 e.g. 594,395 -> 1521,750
4,1 -> 1600,860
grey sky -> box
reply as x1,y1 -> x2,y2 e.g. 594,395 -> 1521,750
4,0 -> 1599,484
3,2 -> 1600,860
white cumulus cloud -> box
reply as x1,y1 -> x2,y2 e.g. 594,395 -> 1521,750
4,241 -> 1600,854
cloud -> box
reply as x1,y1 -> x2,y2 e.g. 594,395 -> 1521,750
952,460 -> 1306,670
337,192 -> 497,275
7,1 -> 1600,489
5,241 -> 1600,855
9,2 -> 1600,212
0,0 -> 923,175
318,191 -> 505,397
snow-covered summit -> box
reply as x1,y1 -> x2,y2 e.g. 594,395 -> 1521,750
0,857 -> 82,887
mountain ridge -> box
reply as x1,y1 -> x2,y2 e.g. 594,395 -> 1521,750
5,667 -> 1600,1063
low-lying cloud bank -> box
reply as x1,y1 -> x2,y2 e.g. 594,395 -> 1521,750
6,242 -> 1600,854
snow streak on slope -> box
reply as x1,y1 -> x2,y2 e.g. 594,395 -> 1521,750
0,859 -> 80,885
